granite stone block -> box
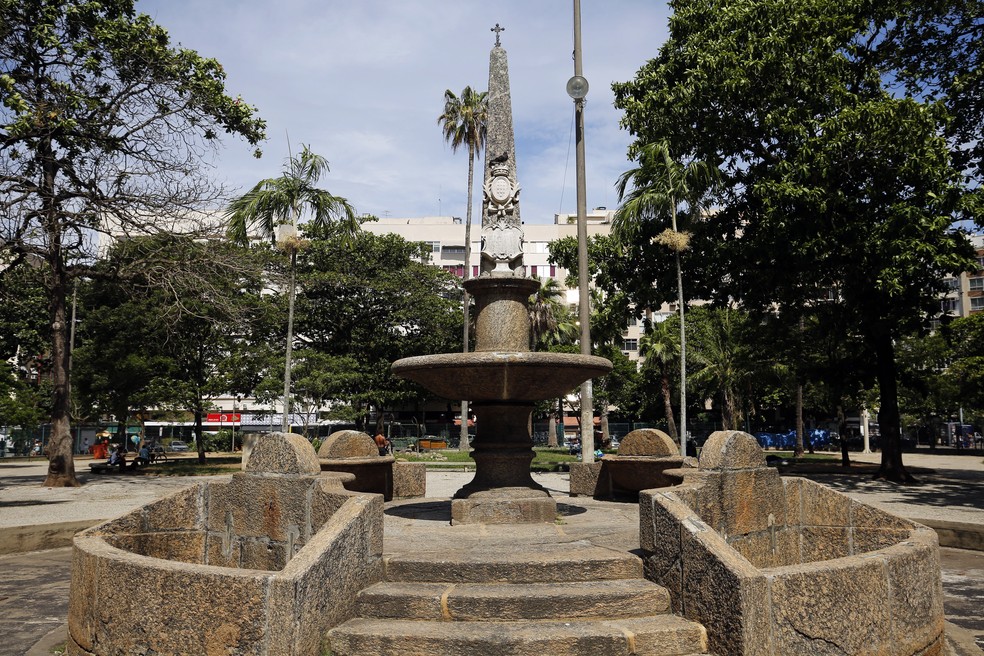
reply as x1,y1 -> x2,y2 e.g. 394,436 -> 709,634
801,526 -> 851,562
680,519 -> 771,656
568,461 -> 602,497
318,430 -> 379,458
782,476 -> 804,526
718,468 -> 787,537
141,484 -> 206,532
245,431 -> 321,475
698,431 -> 767,470
617,428 -> 678,456
884,541 -> 945,655
770,556 -> 891,655
800,478 -> 851,527
392,461 -> 426,498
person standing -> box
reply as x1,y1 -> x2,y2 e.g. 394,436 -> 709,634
374,431 -> 390,456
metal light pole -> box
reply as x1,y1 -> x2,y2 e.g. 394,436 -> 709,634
568,0 -> 593,463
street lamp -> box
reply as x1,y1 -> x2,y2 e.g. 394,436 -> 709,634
568,0 -> 594,463
277,222 -> 299,434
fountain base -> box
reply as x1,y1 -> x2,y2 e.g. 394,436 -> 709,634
449,401 -> 557,524
451,488 -> 557,524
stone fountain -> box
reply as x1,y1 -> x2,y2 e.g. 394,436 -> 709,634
392,35 -> 611,524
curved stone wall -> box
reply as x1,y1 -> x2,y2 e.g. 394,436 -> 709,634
640,430 -> 945,656
68,433 -> 384,655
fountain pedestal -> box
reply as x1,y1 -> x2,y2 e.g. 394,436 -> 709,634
392,276 -> 611,524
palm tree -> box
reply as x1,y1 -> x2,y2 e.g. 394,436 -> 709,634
438,86 -> 488,451
639,318 -> 680,441
528,278 -> 566,349
614,140 -> 717,455
225,145 -> 357,431
528,278 -> 577,447
688,308 -> 768,431
225,144 -> 357,246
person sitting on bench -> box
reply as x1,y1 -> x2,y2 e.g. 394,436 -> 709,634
107,446 -> 126,469
132,444 -> 150,468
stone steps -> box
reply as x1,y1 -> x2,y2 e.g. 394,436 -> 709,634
327,541 -> 709,655
357,579 -> 671,621
327,616 -> 708,656
382,541 -> 643,583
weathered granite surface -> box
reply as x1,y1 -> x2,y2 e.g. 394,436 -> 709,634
316,430 -> 426,500
640,430 -> 945,656
67,432 -> 383,656
570,428 -> 685,499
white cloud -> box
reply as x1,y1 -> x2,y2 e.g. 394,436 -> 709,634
138,0 -> 670,224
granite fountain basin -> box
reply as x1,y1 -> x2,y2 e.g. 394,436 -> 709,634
391,351 -> 612,402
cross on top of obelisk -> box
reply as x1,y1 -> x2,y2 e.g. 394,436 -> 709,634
491,23 -> 505,46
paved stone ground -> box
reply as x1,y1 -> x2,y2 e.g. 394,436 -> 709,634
2,453 -> 982,655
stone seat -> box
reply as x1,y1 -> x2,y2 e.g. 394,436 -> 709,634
570,428 -> 685,500
318,430 -> 425,501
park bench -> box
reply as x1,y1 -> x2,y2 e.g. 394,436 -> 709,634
88,456 -> 151,474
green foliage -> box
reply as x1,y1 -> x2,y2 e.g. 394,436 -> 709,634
286,225 -> 462,425
0,265 -> 51,428
0,0 -> 265,484
437,87 -> 488,161
613,0 -> 979,479
74,235 -> 270,460
226,145 -> 357,246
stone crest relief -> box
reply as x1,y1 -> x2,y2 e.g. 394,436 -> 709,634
481,161 -> 524,275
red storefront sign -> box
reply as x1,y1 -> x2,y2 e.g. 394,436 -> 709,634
206,413 -> 241,424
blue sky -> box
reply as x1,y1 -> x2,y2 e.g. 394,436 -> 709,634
136,1 -> 670,224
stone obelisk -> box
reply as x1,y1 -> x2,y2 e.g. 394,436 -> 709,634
480,24 -> 524,277
390,25 -> 613,525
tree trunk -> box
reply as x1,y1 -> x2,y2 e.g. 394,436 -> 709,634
194,407 -> 206,464
837,402 -> 851,468
660,372 -> 678,442
600,404 -> 610,447
42,149 -> 79,487
547,411 -> 558,447
870,328 -> 912,482
794,383 -> 805,458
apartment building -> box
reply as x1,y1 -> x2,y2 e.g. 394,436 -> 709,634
361,210 -> 648,362
940,233 -> 984,320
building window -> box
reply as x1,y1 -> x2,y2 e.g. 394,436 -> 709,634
623,338 -> 639,351
473,265 -> 479,278
443,246 -> 465,255
977,255 -> 984,270
970,277 -> 984,291
423,241 -> 440,253
971,297 -> 984,312
442,265 -> 464,278
530,265 -> 538,278
941,298 -> 959,313
944,277 -> 960,291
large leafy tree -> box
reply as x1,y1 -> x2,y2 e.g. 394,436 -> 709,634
0,0 -> 265,486
291,224 -> 461,430
613,0 -> 978,481
74,235 -> 270,462
437,86 -> 488,451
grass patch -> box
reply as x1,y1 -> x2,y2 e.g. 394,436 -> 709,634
144,456 -> 241,476
393,447 -> 581,472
